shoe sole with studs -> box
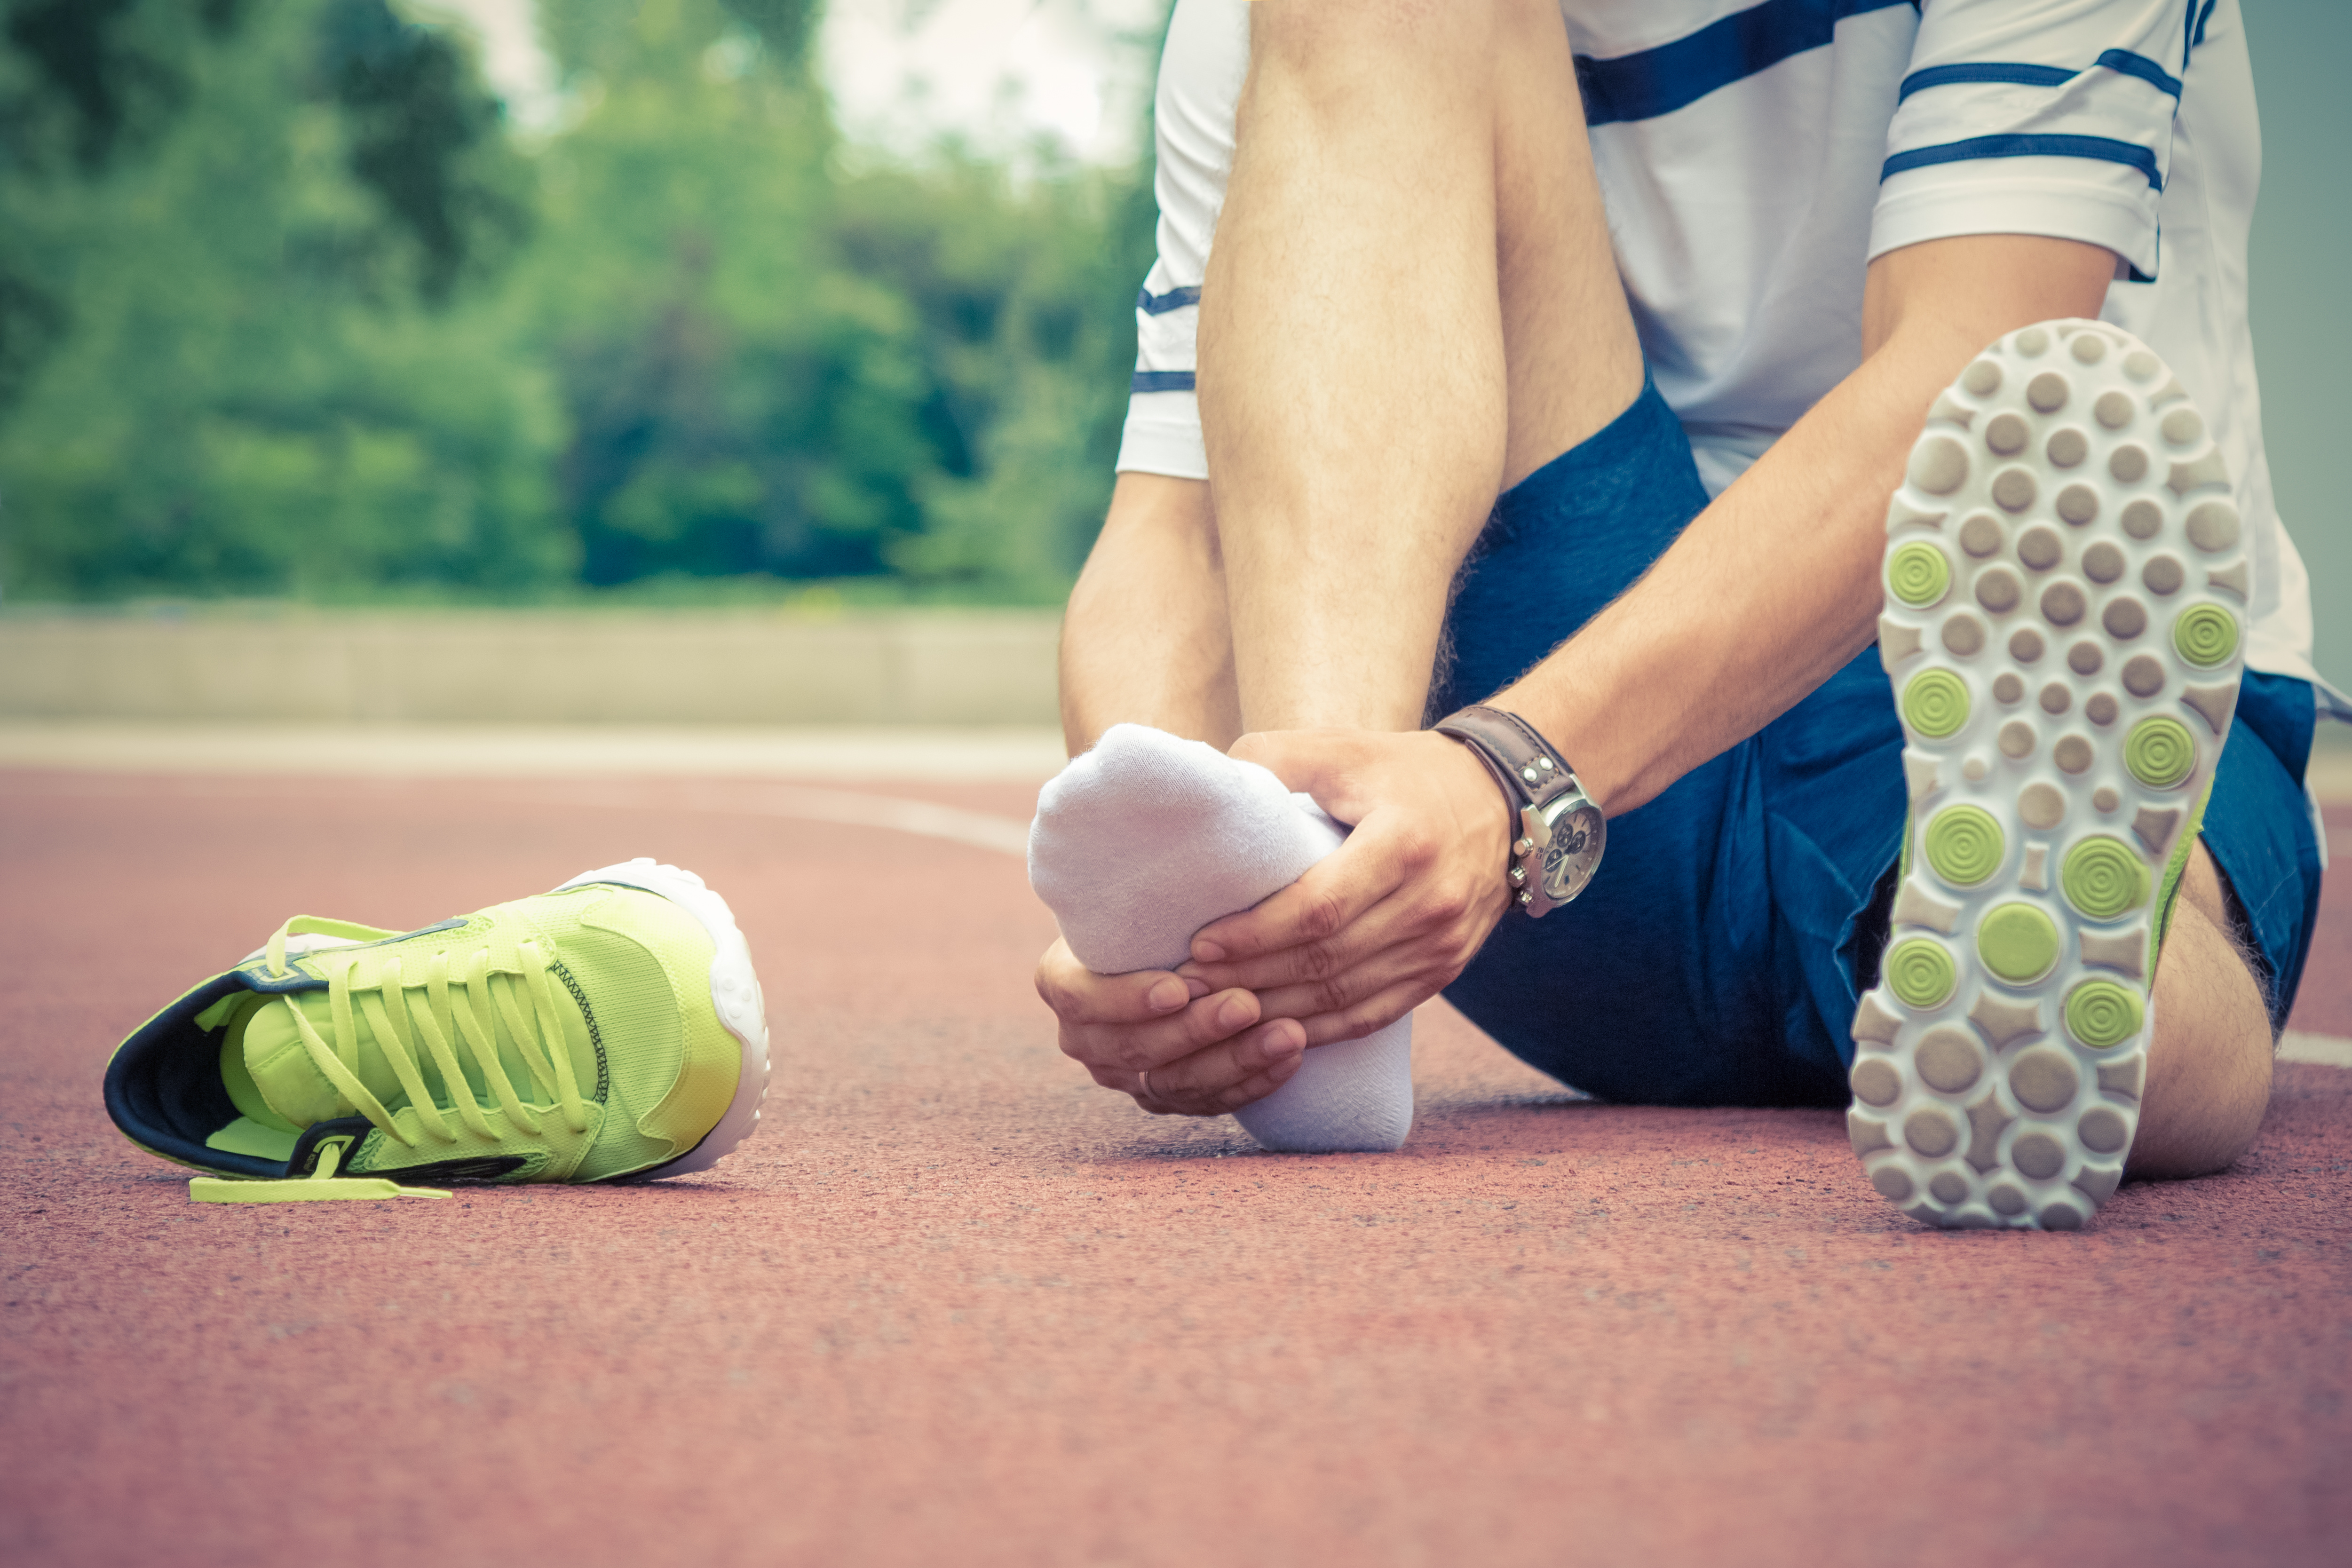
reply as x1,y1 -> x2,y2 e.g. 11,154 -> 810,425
1853,318 -> 2248,1230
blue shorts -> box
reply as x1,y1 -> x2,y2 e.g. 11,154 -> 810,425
1434,380 -> 2326,1107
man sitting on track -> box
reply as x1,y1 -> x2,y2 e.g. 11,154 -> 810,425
1025,0 -> 2338,1227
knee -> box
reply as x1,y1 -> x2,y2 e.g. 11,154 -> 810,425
2127,1057 -> 2268,1180
2128,897 -> 2274,1180
1249,0 -> 1520,95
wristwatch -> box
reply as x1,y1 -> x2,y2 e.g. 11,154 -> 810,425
1433,704 -> 1606,917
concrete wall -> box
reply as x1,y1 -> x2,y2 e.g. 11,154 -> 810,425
0,608 -> 1063,725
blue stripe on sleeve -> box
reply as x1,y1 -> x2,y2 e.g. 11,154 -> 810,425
1881,133 -> 2163,190
1136,286 -> 1201,316
1576,0 -> 1916,127
1898,52 -> 2182,105
1898,63 -> 2073,102
1131,371 -> 1196,394
2095,49 -> 2183,96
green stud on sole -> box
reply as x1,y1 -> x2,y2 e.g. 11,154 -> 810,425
2065,979 -> 2145,1050
1887,541 -> 1952,608
2124,715 -> 2196,789
1902,669 -> 1971,740
2172,603 -> 2239,668
1885,938 -> 1957,1008
2061,836 -> 2150,920
1978,903 -> 2060,984
1923,805 -> 2004,887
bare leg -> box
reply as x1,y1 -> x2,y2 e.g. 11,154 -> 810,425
1059,474 -> 1239,753
1199,0 -> 1643,734
1039,0 -> 1642,1148
2130,841 -> 2274,1178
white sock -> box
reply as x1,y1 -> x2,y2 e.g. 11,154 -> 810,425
1028,723 -> 1413,1152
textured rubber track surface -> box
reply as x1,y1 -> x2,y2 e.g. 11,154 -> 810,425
2,770 -> 2348,1567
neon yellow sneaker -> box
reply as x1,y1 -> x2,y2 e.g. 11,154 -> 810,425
1855,320 -> 2247,1230
105,859 -> 769,1199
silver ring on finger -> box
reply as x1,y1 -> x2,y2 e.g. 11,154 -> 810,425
1136,1068 -> 1153,1102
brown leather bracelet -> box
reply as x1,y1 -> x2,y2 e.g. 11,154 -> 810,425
1432,704 -> 1606,917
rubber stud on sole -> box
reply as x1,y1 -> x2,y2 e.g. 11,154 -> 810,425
2123,716 -> 2196,789
2060,836 -> 2149,920
1885,939 -> 1958,1008
2078,1107 -> 2130,1154
1978,903 -> 2060,984
2009,1047 -> 2080,1114
2012,1132 -> 2067,1180
1902,669 -> 1970,739
1850,1058 -> 1901,1108
2065,979 -> 2146,1050
2172,603 -> 2239,668
1915,1028 -> 1984,1094
1887,541 -> 1951,607
1923,805 -> 2004,887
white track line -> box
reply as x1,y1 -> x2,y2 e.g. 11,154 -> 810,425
0,769 -> 1038,860
0,722 -> 1070,783
532,779 -> 1033,858
2279,1031 -> 2352,1069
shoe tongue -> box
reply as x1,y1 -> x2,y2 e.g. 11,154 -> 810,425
239,994 -> 354,1127
238,953 -> 596,1129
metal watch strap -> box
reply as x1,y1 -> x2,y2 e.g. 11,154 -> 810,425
1432,704 -> 1606,917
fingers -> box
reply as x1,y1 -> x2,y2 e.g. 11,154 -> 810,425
1188,829 -> 1395,967
1037,935 -> 1308,1121
1039,937 -> 1276,1078
1034,938 -> 1206,1027
1183,868 -> 1467,996
1116,1016 -> 1308,1117
1185,819 -> 1500,994
1237,944 -> 1450,1042
1272,976 -> 1447,1049
1192,732 -> 1506,967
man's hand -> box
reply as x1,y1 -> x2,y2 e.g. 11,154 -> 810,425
1033,938 -> 1309,1116
1176,728 -> 1517,1047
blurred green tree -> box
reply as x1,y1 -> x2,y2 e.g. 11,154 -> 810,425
0,0 -> 1156,602
0,0 -> 564,596
528,0 -> 1150,594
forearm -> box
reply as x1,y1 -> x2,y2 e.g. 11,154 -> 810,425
1493,341 -> 1930,812
1059,472 -> 1240,754
1496,236 -> 2117,815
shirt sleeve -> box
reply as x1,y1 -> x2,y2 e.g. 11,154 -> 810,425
1114,0 -> 1248,480
1869,0 -> 2196,279
1118,275 -> 1209,481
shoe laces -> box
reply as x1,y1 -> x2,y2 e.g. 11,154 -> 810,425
261,919 -> 590,1148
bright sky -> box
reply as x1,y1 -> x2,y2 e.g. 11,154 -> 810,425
403,0 -> 1165,165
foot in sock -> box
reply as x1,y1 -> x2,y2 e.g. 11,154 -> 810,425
1029,723 -> 1414,1152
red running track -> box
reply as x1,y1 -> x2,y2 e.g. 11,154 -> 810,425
2,772 -> 2347,1567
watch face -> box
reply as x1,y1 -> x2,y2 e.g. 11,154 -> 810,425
1538,804 -> 1605,903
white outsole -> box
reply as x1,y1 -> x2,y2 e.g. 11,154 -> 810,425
1855,319 -> 2248,1230
553,857 -> 773,1179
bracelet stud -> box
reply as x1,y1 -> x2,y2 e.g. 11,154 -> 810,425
1434,702 -> 1605,920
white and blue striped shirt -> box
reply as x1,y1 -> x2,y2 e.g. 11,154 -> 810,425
1118,0 -> 2320,689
